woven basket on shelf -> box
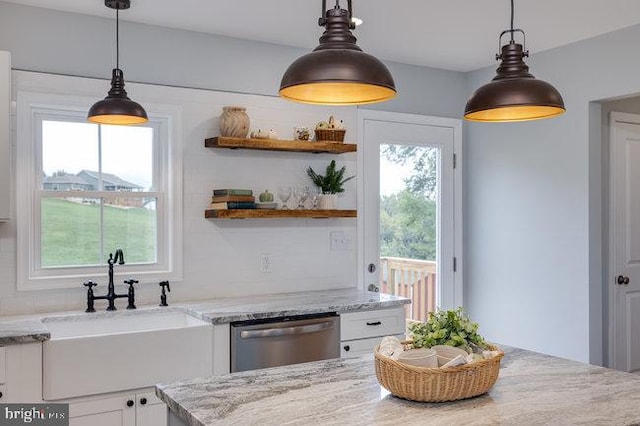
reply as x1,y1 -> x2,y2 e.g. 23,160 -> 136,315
314,129 -> 346,143
374,342 -> 503,403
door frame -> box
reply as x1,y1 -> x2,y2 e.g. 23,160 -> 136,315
356,109 -> 463,308
608,111 -> 640,370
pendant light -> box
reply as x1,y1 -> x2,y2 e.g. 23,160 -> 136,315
279,0 -> 396,106
88,0 -> 148,125
464,0 -> 565,122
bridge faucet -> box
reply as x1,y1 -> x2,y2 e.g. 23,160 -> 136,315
84,249 -> 137,312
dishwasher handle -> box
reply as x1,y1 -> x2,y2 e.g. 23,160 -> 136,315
239,320 -> 336,339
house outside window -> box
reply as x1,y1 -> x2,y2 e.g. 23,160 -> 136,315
16,86 -> 183,291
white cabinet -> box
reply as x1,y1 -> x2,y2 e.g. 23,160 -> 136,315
212,323 -> 230,374
0,343 -> 43,403
340,307 -> 405,358
0,346 -> 4,402
340,336 -> 388,358
69,393 -> 135,426
135,391 -> 167,426
0,51 -> 10,222
68,389 -> 166,426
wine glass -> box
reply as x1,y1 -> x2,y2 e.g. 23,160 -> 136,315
310,187 -> 323,209
293,185 -> 310,209
277,185 -> 292,209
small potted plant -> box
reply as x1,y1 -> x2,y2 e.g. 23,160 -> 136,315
306,160 -> 354,209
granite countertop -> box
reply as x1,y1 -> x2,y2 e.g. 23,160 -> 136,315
0,319 -> 50,345
0,288 -> 409,345
184,288 -> 410,324
156,346 -> 640,426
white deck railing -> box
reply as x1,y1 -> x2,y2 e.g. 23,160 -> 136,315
380,257 -> 437,322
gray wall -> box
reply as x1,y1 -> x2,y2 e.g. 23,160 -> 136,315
465,23 -> 640,364
0,1 -> 466,119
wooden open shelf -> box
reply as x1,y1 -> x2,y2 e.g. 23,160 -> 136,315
204,137 -> 357,154
204,209 -> 357,219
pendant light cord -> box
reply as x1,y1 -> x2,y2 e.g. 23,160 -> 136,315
116,8 -> 120,70
509,0 -> 515,42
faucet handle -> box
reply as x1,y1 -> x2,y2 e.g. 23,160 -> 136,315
124,279 -> 138,310
83,281 -> 97,289
124,279 -> 138,287
159,281 -> 170,307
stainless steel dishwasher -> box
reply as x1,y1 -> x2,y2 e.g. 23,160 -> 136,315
231,312 -> 340,373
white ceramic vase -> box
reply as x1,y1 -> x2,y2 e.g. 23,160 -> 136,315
219,106 -> 250,138
318,193 -> 337,210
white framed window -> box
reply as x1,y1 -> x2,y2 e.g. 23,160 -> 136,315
16,84 -> 182,291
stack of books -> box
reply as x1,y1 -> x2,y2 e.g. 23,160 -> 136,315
209,189 -> 256,209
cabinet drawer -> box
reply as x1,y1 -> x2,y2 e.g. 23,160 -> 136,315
340,307 -> 405,341
340,335 -> 403,358
0,347 -> 5,384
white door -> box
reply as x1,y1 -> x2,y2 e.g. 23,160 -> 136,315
610,112 -> 640,372
358,110 -> 462,317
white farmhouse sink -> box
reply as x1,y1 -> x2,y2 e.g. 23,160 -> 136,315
42,309 -> 213,400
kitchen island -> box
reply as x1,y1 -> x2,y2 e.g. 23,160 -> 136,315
156,346 -> 640,426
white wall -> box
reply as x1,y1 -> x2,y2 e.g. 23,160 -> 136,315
0,1 -> 467,316
465,24 -> 640,364
0,70 -> 358,314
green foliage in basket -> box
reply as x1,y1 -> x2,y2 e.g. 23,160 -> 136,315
408,307 -> 488,351
306,160 -> 355,194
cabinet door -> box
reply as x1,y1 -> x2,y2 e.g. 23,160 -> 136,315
4,343 -> 42,403
0,51 -> 10,222
136,391 -> 167,426
213,323 -> 230,374
69,394 -> 136,426
0,346 -> 5,384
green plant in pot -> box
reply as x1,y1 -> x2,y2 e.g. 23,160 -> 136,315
306,160 -> 354,209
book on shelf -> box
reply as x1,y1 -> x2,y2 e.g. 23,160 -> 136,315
212,189 -> 253,196
210,195 -> 255,203
208,201 -> 256,210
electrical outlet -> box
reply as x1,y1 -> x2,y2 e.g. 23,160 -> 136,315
260,253 -> 272,273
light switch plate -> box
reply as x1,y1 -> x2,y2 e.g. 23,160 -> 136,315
330,231 -> 352,251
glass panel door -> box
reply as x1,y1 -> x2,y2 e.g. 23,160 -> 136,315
360,112 -> 461,322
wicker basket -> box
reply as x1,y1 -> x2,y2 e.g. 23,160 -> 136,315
314,129 -> 346,143
374,343 -> 503,402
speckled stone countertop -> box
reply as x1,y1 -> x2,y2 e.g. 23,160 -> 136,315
0,288 -> 408,345
156,346 -> 640,426
184,288 -> 410,324
0,320 -> 50,345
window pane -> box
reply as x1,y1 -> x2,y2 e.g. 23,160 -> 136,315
101,125 -> 154,192
39,119 -> 158,271
379,144 -> 439,322
42,120 -> 98,191
103,197 -> 157,264
41,197 -> 101,267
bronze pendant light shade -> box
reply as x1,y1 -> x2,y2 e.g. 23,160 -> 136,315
464,0 -> 565,122
88,0 -> 148,125
279,0 -> 396,105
